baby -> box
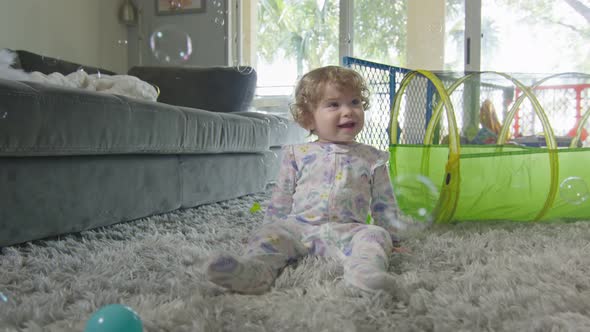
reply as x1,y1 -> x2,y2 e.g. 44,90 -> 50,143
206,65 -> 406,295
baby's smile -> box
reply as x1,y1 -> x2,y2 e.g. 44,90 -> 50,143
338,121 -> 356,129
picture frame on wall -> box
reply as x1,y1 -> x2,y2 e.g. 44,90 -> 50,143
156,0 -> 206,15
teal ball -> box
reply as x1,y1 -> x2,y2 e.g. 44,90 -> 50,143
84,304 -> 143,332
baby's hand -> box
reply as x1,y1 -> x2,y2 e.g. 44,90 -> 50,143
392,246 -> 411,254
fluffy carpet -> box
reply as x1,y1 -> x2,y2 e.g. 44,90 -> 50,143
1,190 -> 590,332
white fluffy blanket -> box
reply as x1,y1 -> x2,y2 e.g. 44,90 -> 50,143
0,49 -> 158,102
28,70 -> 159,102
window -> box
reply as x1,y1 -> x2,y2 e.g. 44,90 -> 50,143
481,0 -> 590,73
479,0 -> 590,138
255,0 -> 340,96
242,0 -> 590,98
352,1 -> 407,68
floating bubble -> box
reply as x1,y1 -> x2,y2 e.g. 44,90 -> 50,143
169,0 -> 182,9
392,174 -> 439,224
559,176 -> 589,205
231,58 -> 252,75
85,304 -> 143,332
149,26 -> 193,64
258,157 -> 267,169
235,66 -> 254,75
41,56 -> 58,66
428,98 -> 439,110
280,121 -> 289,131
267,150 -> 279,166
211,2 -> 226,27
214,17 -> 225,26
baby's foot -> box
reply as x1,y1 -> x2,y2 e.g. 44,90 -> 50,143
206,253 -> 275,295
343,263 -> 408,300
345,270 -> 394,292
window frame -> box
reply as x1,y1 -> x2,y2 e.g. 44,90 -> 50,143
232,0 -> 482,99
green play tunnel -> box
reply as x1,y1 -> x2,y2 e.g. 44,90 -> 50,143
389,70 -> 590,223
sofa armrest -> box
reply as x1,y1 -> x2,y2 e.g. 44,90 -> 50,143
128,66 -> 257,113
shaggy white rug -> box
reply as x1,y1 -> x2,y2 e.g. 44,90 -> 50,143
1,190 -> 590,332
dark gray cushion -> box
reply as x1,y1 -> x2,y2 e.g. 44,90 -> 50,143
0,152 -> 270,247
0,78 -> 270,156
16,50 -> 117,75
128,65 -> 256,113
0,155 -> 181,247
234,112 -> 308,147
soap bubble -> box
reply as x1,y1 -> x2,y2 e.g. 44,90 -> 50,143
214,17 -> 225,26
258,157 -> 267,170
149,26 -> 193,64
392,174 -> 439,224
259,150 -> 279,179
41,56 -> 58,66
211,0 -> 225,26
266,150 -> 279,167
235,66 -> 254,75
169,0 -> 183,9
559,176 -> 589,205
231,57 -> 254,75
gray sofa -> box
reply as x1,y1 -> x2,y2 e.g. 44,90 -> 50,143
0,51 -> 306,247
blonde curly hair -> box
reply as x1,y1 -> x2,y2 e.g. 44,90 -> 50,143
290,66 -> 370,131
480,99 -> 502,135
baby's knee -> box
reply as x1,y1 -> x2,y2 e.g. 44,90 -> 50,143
354,225 -> 393,247
250,225 -> 294,244
355,225 -> 390,242
247,224 -> 307,256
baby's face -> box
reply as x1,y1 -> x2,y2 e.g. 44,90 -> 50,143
308,83 -> 364,144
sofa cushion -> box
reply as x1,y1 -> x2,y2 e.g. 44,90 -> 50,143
0,79 -> 270,156
234,111 -> 308,148
128,66 -> 256,113
16,50 -> 117,76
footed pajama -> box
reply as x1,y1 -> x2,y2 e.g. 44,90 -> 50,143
207,221 -> 397,293
207,142 -> 405,294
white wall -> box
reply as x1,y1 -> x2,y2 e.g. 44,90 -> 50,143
0,0 -> 130,73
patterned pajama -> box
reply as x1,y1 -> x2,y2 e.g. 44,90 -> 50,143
245,142 -> 402,287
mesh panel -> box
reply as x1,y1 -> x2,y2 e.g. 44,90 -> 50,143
344,57 -> 509,149
344,57 -> 590,149
515,85 -> 590,141
345,59 -> 405,150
